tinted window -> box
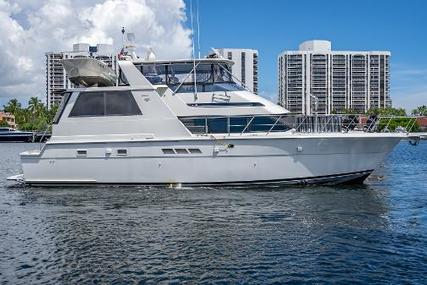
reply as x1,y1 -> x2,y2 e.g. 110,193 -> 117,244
53,92 -> 72,124
230,117 -> 251,133
207,118 -> 228,133
180,116 -> 291,134
105,91 -> 141,116
69,91 -> 141,117
179,118 -> 206,134
69,92 -> 104,117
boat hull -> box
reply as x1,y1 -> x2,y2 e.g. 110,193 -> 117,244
18,134 -> 402,186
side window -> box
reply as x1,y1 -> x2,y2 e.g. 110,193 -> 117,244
207,118 -> 228,133
69,92 -> 104,117
52,92 -> 72,124
105,91 -> 142,116
69,91 -> 141,117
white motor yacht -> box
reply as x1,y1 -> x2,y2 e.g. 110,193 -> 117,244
9,56 -> 405,186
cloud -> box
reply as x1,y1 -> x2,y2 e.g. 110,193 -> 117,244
0,0 -> 192,106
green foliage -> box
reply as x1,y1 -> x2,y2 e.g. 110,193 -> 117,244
2,98 -> 58,131
411,105 -> 427,116
366,107 -> 407,116
377,117 -> 420,132
0,119 -> 9,127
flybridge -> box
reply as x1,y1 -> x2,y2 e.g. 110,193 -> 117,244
125,59 -> 245,94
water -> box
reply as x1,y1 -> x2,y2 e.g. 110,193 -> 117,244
0,142 -> 426,284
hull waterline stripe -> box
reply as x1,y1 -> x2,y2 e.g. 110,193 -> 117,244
24,169 -> 374,186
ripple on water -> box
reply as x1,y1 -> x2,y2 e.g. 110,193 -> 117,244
0,142 -> 426,284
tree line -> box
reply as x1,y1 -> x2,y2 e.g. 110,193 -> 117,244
332,106 -> 427,116
1,97 -> 426,131
1,98 -> 58,131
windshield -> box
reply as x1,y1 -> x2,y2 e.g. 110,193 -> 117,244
135,62 -> 245,93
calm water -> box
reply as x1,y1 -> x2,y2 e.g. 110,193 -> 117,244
0,142 -> 426,284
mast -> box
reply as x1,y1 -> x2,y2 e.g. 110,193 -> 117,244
196,0 -> 201,59
190,0 -> 198,100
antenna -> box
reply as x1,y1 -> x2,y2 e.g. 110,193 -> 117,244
121,27 -> 125,49
190,0 -> 198,100
196,0 -> 201,59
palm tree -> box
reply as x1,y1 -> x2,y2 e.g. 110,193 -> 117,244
3,99 -> 21,114
412,105 -> 427,116
28,97 -> 43,115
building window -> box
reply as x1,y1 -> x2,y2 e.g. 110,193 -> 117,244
227,52 -> 232,60
241,52 -> 246,84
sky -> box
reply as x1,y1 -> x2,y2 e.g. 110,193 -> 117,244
188,0 -> 427,111
0,0 -> 426,112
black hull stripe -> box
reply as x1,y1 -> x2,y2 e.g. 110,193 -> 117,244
26,170 -> 374,187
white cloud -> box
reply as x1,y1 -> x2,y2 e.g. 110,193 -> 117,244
0,0 -> 191,106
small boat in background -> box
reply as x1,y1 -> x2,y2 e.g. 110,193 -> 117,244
0,127 -> 34,142
60,57 -> 117,87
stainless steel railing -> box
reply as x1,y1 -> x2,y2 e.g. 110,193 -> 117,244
179,114 -> 420,136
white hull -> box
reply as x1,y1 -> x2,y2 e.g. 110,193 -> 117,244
19,134 -> 402,186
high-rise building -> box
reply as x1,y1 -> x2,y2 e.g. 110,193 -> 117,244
278,40 -> 391,115
214,48 -> 258,94
46,43 -> 116,109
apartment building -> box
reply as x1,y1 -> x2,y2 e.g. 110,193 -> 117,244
278,40 -> 391,115
0,111 -> 16,128
46,43 -> 116,109
214,48 -> 259,94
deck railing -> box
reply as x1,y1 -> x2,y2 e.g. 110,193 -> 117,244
179,114 -> 419,136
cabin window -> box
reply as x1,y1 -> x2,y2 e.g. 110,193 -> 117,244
230,117 -> 252,133
188,148 -> 202,154
105,91 -> 141,116
175,148 -> 189,154
69,92 -> 105,117
69,91 -> 141,117
162,148 -> 175,154
179,115 -> 291,134
179,118 -> 206,134
52,92 -> 72,124
207,118 -> 228,133
133,62 -> 245,93
187,102 -> 264,108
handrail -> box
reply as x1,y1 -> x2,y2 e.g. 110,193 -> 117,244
179,114 -> 422,136
172,61 -> 201,96
240,116 -> 255,135
266,115 -> 282,135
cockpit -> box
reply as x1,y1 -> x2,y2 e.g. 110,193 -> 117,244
119,59 -> 245,93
